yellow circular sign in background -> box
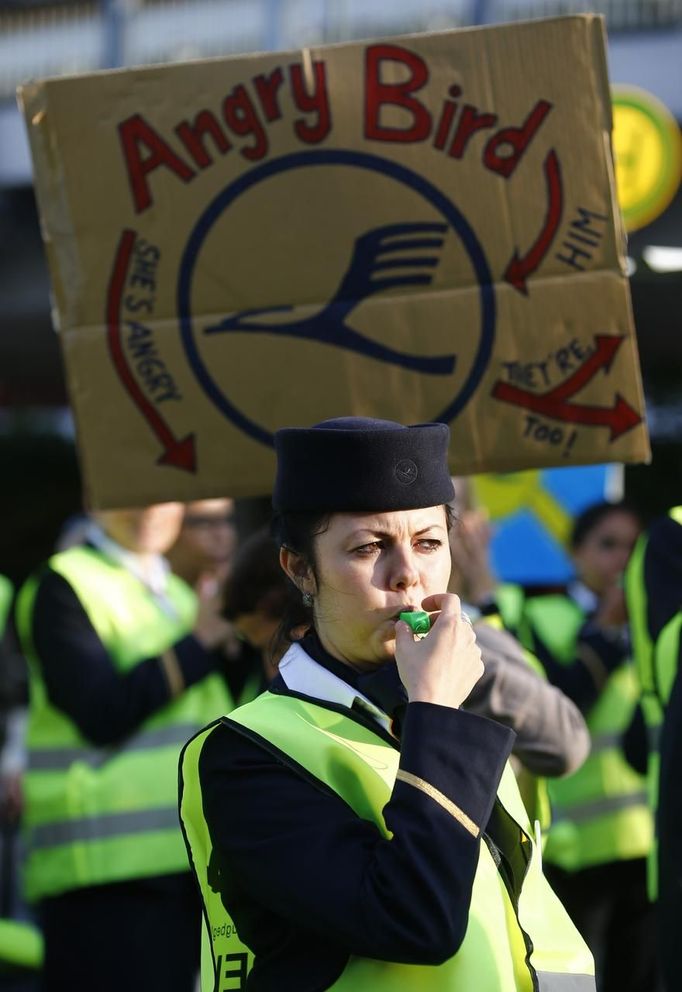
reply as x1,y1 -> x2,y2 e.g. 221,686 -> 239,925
612,86 -> 682,232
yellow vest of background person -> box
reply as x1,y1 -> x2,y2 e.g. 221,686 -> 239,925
625,506 -> 682,700
0,574 -> 12,635
497,588 -> 651,871
0,576 -> 45,974
475,611 -> 552,832
638,611 -> 682,898
179,692 -> 595,992
16,545 -> 232,902
653,612 -> 682,714
0,919 -> 43,976
624,506 -> 682,896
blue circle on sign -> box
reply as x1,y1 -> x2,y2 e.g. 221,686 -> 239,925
178,149 -> 496,447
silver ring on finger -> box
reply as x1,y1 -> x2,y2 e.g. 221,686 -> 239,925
460,611 -> 473,626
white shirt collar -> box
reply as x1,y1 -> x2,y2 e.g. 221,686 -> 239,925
85,522 -> 178,616
278,642 -> 393,734
567,580 -> 599,615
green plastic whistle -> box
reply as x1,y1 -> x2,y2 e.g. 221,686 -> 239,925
399,610 -> 431,635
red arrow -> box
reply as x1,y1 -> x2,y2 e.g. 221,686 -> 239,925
546,334 -> 625,402
106,229 -> 197,473
504,149 -> 563,296
492,380 -> 641,440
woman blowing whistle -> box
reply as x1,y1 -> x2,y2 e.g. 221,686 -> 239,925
180,417 -> 595,992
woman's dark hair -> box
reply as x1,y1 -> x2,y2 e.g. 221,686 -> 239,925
570,500 -> 642,551
270,511 -> 332,582
223,527 -> 296,621
267,511 -> 331,658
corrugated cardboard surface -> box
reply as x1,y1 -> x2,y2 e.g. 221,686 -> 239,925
19,16 -> 649,508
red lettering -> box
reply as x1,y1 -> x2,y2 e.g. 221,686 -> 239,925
483,100 -> 552,178
222,85 -> 268,161
253,67 -> 285,122
364,44 -> 431,143
448,105 -> 498,159
174,110 -> 231,169
433,86 -> 461,150
118,114 -> 195,214
289,62 -> 331,143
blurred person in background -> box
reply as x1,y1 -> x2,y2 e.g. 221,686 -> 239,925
224,524 -> 590,796
166,498 -> 237,595
222,527 -> 309,681
0,579 -> 13,633
447,507 -> 589,827
169,499 -> 264,709
53,515 -> 91,554
0,573 -> 24,827
0,575 -> 43,989
625,506 -> 682,992
15,504 -> 232,992
448,507 -> 498,610
498,500 -> 656,992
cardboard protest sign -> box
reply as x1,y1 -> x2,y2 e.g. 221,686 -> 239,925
19,15 -> 650,509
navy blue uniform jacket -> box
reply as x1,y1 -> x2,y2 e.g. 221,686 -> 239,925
198,636 -> 515,992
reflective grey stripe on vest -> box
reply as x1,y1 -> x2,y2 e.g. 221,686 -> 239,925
537,973 -> 595,991
589,731 -> 622,756
28,806 -> 180,851
552,791 -> 648,826
647,724 -> 661,752
28,723 -> 200,771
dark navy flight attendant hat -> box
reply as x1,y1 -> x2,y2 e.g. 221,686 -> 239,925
272,417 -> 455,513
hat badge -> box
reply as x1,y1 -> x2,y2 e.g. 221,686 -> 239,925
394,459 -> 419,486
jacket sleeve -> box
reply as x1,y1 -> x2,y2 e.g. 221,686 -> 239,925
29,568 -> 217,746
642,515 -> 682,642
465,621 -> 590,777
200,702 -> 514,968
525,618 -> 627,713
656,635 -> 682,992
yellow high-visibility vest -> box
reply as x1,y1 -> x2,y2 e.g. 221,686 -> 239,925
17,545 -> 232,901
0,574 -> 12,635
498,588 -> 651,871
180,690 -> 595,991
624,506 -> 682,897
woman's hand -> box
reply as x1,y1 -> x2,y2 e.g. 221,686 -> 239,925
193,577 -> 233,650
394,593 -> 484,709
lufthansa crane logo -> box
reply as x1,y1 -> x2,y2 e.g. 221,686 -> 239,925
394,459 -> 419,485
178,149 -> 496,447
205,222 -> 455,376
